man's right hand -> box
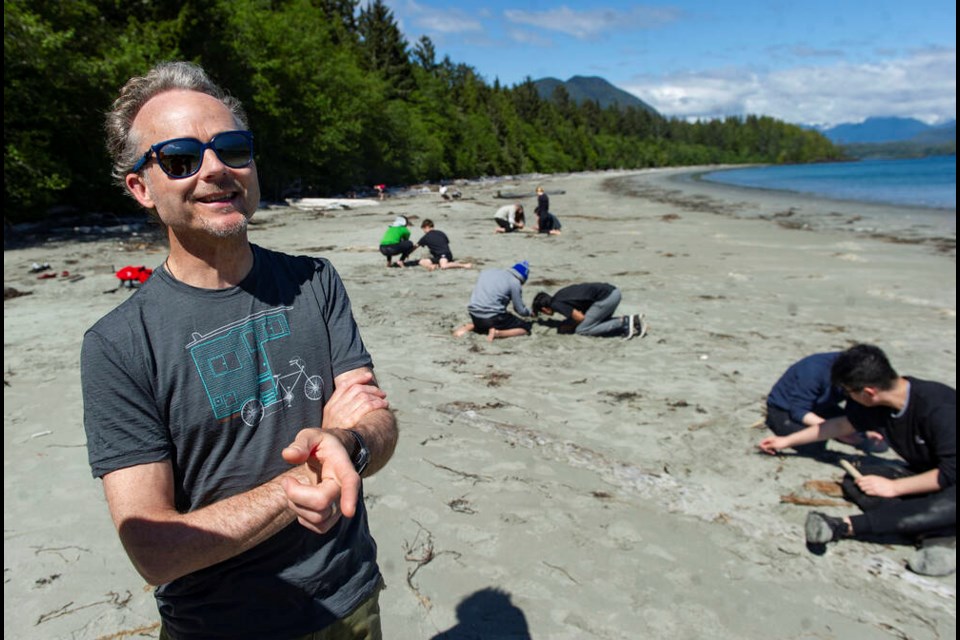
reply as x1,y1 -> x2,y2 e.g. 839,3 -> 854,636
281,429 -> 360,535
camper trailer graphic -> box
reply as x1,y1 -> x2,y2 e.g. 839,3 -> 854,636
187,308 -> 324,426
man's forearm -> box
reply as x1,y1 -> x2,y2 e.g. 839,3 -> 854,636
106,465 -> 307,586
892,468 -> 943,497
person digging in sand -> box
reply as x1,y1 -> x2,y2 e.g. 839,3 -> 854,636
765,351 -> 885,457
759,344 -> 956,576
415,219 -> 472,271
532,283 -> 646,339
453,261 -> 532,341
379,215 -> 415,267
493,203 -> 525,233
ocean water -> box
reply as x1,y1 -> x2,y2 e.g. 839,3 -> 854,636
702,156 -> 956,210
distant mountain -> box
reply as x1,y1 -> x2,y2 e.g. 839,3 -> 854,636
533,76 -> 660,115
829,119 -> 956,159
820,116 -> 944,144
908,120 -> 956,145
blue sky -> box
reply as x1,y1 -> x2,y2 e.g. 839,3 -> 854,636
381,0 -> 956,127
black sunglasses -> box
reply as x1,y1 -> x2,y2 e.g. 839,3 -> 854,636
130,130 -> 254,179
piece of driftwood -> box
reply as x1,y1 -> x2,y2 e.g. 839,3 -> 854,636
803,479 -> 843,497
494,190 -> 566,199
779,492 -> 848,507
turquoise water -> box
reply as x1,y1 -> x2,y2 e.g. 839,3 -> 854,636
703,156 -> 956,210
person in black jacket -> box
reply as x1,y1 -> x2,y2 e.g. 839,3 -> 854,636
534,186 -> 561,235
532,282 -> 645,339
759,344 -> 956,576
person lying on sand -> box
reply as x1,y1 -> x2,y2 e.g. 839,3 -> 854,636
532,283 -> 645,340
453,261 -> 532,341
759,344 -> 956,576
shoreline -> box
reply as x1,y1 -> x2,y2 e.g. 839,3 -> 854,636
605,166 -> 956,256
4,166 -> 955,639
695,158 -> 957,214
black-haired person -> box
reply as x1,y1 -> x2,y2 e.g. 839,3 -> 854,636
416,219 -> 473,271
453,261 -> 532,341
759,344 -> 956,576
493,203 -> 525,233
379,215 -> 415,267
532,283 -> 645,339
534,186 -> 561,235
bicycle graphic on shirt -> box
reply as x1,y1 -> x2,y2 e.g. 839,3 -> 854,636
186,308 -> 325,427
240,357 -> 324,427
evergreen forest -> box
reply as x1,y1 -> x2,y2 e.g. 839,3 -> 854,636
4,0 -> 844,224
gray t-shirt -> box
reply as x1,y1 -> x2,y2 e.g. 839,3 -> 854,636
82,245 -> 380,639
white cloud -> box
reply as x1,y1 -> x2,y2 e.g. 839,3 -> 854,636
504,5 -> 680,40
507,27 -> 553,47
414,11 -> 483,33
389,0 -> 483,34
624,47 -> 956,126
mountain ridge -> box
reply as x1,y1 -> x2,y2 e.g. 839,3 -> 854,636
532,75 -> 660,115
819,116 -> 956,144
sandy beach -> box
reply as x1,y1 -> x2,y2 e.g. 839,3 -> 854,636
4,167 -> 956,639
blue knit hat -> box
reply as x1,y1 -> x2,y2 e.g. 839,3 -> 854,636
510,260 -> 529,283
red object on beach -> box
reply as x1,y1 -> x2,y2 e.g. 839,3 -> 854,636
116,265 -> 153,284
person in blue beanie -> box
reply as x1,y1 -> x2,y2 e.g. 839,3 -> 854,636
453,261 -> 532,341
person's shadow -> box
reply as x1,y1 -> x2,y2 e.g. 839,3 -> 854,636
430,587 -> 531,639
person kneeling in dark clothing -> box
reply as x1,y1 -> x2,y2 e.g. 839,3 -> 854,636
532,283 -> 646,339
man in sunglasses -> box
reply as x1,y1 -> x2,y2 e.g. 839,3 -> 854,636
759,344 -> 955,576
82,61 -> 398,639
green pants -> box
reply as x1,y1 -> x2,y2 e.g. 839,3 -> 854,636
159,582 -> 383,640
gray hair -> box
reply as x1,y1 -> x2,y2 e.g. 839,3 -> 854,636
105,61 -> 248,189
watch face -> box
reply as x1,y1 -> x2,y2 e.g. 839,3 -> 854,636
350,431 -> 370,474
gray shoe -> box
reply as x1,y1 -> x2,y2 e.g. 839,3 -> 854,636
805,511 -> 847,544
908,539 -> 957,576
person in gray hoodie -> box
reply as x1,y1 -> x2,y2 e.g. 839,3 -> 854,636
453,261 -> 532,341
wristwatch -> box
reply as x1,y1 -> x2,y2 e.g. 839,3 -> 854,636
346,430 -> 370,475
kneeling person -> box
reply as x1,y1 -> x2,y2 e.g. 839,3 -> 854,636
533,283 -> 645,339
453,261 -> 532,341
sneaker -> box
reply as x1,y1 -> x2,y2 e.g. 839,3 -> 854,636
624,315 -> 636,340
634,314 -> 648,339
805,511 -> 848,544
908,537 -> 957,577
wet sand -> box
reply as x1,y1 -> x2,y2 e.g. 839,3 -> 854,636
3,167 -> 955,639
